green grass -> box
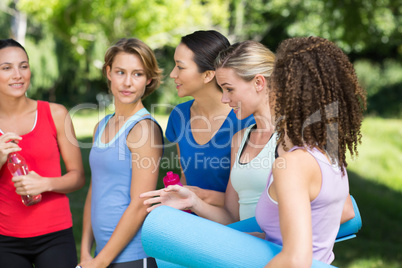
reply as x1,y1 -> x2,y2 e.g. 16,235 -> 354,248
332,117 -> 402,267
67,113 -> 402,267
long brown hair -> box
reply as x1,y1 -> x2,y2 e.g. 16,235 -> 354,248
271,36 -> 366,170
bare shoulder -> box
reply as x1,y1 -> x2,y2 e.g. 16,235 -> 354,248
273,148 -> 318,182
48,102 -> 69,120
282,148 -> 312,162
127,118 -> 162,145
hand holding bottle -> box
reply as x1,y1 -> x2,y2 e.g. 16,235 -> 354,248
7,149 -> 42,206
162,171 -> 192,213
0,133 -> 22,167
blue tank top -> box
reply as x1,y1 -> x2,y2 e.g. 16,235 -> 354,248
165,100 -> 254,192
89,108 -> 160,263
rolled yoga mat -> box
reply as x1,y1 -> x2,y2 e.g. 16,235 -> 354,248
227,195 -> 362,242
142,206 -> 336,268
335,195 -> 362,241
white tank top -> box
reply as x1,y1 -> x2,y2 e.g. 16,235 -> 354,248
231,124 -> 277,220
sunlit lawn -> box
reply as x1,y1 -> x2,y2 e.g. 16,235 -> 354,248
332,117 -> 402,268
67,111 -> 402,267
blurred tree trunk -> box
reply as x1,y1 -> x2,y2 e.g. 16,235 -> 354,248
0,0 -> 26,44
11,0 -> 27,45
228,0 -> 246,40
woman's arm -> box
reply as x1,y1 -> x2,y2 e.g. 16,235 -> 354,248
186,186 -> 225,207
79,123 -> 98,265
48,103 -> 85,192
80,181 -> 95,263
176,144 -> 187,185
142,184 -> 236,225
341,195 -> 355,223
12,103 -> 85,196
223,129 -> 244,222
87,119 -> 163,267
265,150 -> 320,268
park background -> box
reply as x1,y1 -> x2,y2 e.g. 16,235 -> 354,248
1,0 -> 401,267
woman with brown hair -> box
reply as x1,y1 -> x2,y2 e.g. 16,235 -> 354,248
0,39 -> 85,268
78,38 -> 163,268
255,36 -> 366,266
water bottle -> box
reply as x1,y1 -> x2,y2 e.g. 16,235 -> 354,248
163,171 -> 191,213
7,152 -> 42,206
163,171 -> 183,187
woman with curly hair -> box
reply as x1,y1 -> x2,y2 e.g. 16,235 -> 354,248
254,36 -> 366,266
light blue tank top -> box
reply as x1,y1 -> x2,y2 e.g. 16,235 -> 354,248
89,108 -> 160,263
231,124 -> 277,220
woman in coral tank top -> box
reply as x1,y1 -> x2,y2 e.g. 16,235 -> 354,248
0,39 -> 85,267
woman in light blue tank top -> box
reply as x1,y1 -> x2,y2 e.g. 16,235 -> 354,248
78,38 -> 163,268
231,127 -> 277,220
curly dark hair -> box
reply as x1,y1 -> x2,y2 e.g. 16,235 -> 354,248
271,36 -> 366,170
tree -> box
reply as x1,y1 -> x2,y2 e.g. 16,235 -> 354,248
236,0 -> 401,61
12,0 -> 230,106
0,0 -> 27,45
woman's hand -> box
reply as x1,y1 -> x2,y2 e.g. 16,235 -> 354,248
11,171 -> 46,196
184,185 -> 203,198
76,257 -> 105,268
140,185 -> 196,212
184,185 -> 225,207
0,132 -> 21,167
247,232 -> 266,239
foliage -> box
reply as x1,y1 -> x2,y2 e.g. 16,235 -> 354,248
24,33 -> 59,99
17,0 -> 229,51
0,0 -> 401,114
259,0 -> 401,57
0,9 -> 12,38
9,0 -> 230,106
355,59 -> 402,117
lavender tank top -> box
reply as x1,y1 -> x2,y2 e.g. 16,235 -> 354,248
255,146 -> 349,264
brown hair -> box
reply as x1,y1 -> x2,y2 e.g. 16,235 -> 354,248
271,36 -> 366,170
102,38 -> 163,99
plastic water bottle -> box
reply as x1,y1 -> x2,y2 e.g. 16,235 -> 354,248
163,171 -> 183,187
7,152 -> 42,206
163,171 -> 191,213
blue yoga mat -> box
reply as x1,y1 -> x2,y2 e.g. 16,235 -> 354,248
227,195 -> 362,242
142,206 -> 336,268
